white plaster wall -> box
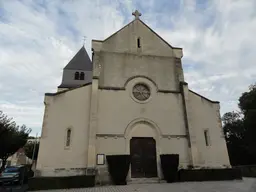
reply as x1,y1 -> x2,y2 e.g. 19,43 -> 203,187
97,77 -> 186,136
96,76 -> 189,180
36,85 -> 91,176
160,138 -> 190,166
96,137 -> 126,155
188,91 -> 230,167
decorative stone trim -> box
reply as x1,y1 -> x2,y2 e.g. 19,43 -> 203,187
124,75 -> 158,89
70,168 -> 87,171
162,134 -> 187,139
96,133 -> 188,139
98,85 -> 180,94
98,86 -> 125,91
55,168 -> 65,171
98,75 -> 181,94
158,90 -> 180,94
96,134 -> 124,138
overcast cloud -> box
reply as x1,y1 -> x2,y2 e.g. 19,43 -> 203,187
0,0 -> 255,135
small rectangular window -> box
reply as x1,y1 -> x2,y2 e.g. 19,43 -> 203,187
66,129 -> 71,147
137,38 -> 141,48
204,130 -> 210,146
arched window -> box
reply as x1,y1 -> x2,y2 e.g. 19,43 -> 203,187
74,72 -> 79,80
66,129 -> 71,147
80,72 -> 85,80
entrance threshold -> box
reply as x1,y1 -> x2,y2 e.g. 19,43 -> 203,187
128,177 -> 162,184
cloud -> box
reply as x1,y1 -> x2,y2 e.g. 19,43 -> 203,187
0,0 -> 255,135
0,0 -> 130,135
150,0 -> 256,113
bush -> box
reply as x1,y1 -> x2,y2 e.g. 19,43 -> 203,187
106,155 -> 130,185
178,168 -> 242,182
235,165 -> 256,177
28,175 -> 95,190
160,154 -> 179,183
21,164 -> 34,179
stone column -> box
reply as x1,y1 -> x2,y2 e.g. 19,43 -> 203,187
180,82 -> 198,167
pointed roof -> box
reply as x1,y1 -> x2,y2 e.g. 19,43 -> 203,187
64,46 -> 92,71
102,13 -> 182,50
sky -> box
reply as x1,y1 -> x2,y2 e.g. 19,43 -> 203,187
0,0 -> 256,136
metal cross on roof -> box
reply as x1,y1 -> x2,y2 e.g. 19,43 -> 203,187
83,36 -> 87,46
132,10 -> 141,20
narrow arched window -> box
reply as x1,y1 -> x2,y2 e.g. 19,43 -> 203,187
137,37 -> 141,48
80,72 -> 85,80
74,72 -> 79,80
66,129 -> 71,147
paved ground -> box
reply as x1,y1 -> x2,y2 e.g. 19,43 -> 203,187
33,178 -> 256,192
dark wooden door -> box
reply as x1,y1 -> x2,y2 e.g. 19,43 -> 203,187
130,137 -> 157,178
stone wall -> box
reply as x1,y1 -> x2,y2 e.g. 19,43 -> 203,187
98,52 -> 179,91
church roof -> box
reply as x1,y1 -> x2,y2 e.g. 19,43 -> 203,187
189,89 -> 219,104
64,46 -> 92,71
46,82 -> 92,96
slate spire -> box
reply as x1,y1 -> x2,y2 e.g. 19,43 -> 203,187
64,46 -> 92,71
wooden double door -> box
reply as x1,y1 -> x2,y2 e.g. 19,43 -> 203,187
130,137 -> 157,178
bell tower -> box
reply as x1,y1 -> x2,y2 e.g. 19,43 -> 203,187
58,46 -> 92,91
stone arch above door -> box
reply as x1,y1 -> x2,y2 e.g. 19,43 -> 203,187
124,118 -> 162,139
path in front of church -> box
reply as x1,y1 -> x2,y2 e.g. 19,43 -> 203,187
32,177 -> 256,192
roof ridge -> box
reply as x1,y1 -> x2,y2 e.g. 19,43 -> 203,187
46,82 -> 92,96
189,89 -> 219,104
101,19 -> 182,50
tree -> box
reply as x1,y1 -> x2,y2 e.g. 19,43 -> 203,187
0,111 -> 31,172
222,83 -> 256,165
222,112 -> 249,165
24,141 -> 39,161
239,84 -> 256,163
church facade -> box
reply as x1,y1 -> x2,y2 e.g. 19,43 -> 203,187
36,11 -> 230,182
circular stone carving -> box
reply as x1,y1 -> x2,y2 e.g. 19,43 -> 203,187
132,83 -> 150,101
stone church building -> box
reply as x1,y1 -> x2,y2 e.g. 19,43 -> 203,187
37,11 -> 230,182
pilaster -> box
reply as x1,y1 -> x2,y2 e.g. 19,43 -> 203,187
180,82 -> 198,167
87,51 -> 101,169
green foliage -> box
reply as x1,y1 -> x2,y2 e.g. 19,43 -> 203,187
239,85 -> 256,114
223,83 -> 256,165
0,111 -> 31,171
24,141 -> 40,160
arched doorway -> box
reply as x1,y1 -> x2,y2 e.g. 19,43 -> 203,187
124,118 -> 161,179
130,137 -> 157,178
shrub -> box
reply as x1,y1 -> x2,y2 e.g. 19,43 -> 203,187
235,165 -> 256,177
160,154 -> 179,183
178,168 -> 242,182
28,175 -> 95,190
106,155 -> 130,185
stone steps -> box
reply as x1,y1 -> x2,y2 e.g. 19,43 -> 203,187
128,177 -> 166,184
